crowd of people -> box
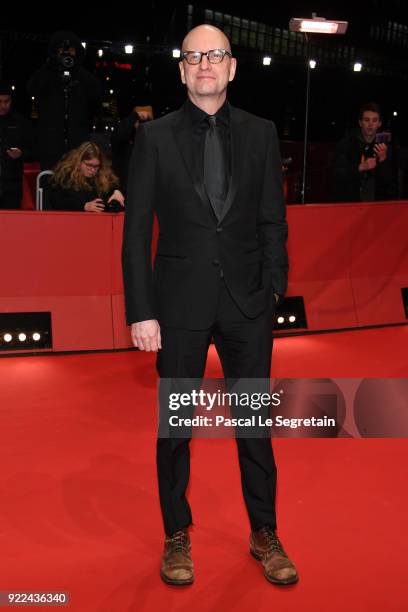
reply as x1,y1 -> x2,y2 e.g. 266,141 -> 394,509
0,30 -> 400,212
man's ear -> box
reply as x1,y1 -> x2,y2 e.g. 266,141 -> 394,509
228,57 -> 237,82
179,61 -> 186,84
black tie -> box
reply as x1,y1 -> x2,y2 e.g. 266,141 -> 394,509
204,115 -> 227,218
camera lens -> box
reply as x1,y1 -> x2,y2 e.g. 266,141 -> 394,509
60,54 -> 75,69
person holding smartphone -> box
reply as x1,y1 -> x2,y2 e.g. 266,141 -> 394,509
0,81 -> 33,209
332,102 -> 395,202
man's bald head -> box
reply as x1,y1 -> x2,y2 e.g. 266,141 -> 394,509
182,24 -> 231,52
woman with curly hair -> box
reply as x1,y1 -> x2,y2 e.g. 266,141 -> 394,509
49,141 -> 125,212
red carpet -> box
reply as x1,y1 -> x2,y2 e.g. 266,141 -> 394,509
0,326 -> 407,611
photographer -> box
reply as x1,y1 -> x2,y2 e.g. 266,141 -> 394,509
28,30 -> 102,170
332,102 -> 395,202
0,81 -> 34,209
49,141 -> 124,212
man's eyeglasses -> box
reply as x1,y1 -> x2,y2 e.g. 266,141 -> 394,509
181,49 -> 232,65
83,161 -> 101,170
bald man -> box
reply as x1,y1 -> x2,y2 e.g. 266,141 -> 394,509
122,25 -> 297,586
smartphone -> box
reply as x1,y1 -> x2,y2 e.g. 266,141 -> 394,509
375,132 -> 391,144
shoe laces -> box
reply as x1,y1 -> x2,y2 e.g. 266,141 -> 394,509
259,527 -> 287,559
168,530 -> 189,554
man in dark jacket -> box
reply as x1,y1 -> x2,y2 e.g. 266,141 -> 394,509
0,81 -> 33,209
332,102 -> 395,202
28,30 -> 102,170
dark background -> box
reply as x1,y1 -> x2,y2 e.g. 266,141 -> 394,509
2,1 -> 408,140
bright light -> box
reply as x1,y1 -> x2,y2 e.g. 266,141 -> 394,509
109,89 -> 114,94
263,56 -> 272,66
18,333 -> 27,342
290,17 -> 348,35
105,126 -> 109,131
32,333 -> 41,342
277,317 -> 285,325
11,85 -> 16,91
353,62 -> 363,72
81,42 -> 86,49
125,45 -> 133,54
4,333 -> 12,343
309,59 -> 317,69
289,316 -> 297,323
31,96 -> 35,101
393,111 -> 398,117
172,48 -> 181,58
106,77 -> 110,81
98,49 -> 103,57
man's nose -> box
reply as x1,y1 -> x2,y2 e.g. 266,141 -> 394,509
199,54 -> 211,69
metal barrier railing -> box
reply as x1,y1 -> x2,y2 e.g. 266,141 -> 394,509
35,170 -> 54,211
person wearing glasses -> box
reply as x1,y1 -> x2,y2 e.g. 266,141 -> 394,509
122,25 -> 296,586
49,141 -> 124,212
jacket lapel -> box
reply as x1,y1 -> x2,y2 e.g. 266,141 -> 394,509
219,105 -> 248,223
172,111 -> 209,208
171,103 -> 249,223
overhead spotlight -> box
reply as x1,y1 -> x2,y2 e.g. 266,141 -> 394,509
98,49 -> 103,57
106,76 -> 110,81
289,315 -> 297,323
32,333 -> 41,342
353,62 -> 363,72
11,85 -> 16,91
309,59 -> 317,69
81,42 -> 86,49
289,16 -> 348,35
263,56 -> 272,66
31,96 -> 35,101
109,89 -> 114,94
172,48 -> 181,58
277,316 -> 285,325
125,45 -> 133,54
393,111 -> 398,117
18,333 -> 27,342
105,125 -> 109,130
4,333 -> 12,343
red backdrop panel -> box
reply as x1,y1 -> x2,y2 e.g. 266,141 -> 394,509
1,203 -> 407,353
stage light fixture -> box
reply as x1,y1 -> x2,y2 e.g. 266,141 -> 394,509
309,59 -> 317,69
353,62 -> 363,72
289,14 -> 348,204
274,297 -> 307,331
125,45 -> 133,54
98,49 -> 103,57
172,49 -> 181,58
263,56 -> 272,66
0,313 -> 52,351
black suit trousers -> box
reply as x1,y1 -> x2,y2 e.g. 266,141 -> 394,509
156,278 -> 277,536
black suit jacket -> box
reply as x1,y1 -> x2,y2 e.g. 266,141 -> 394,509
122,102 -> 288,330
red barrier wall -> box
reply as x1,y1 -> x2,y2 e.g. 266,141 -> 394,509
0,202 -> 407,353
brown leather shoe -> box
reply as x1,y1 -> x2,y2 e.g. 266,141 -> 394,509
160,528 -> 194,586
250,526 -> 298,585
